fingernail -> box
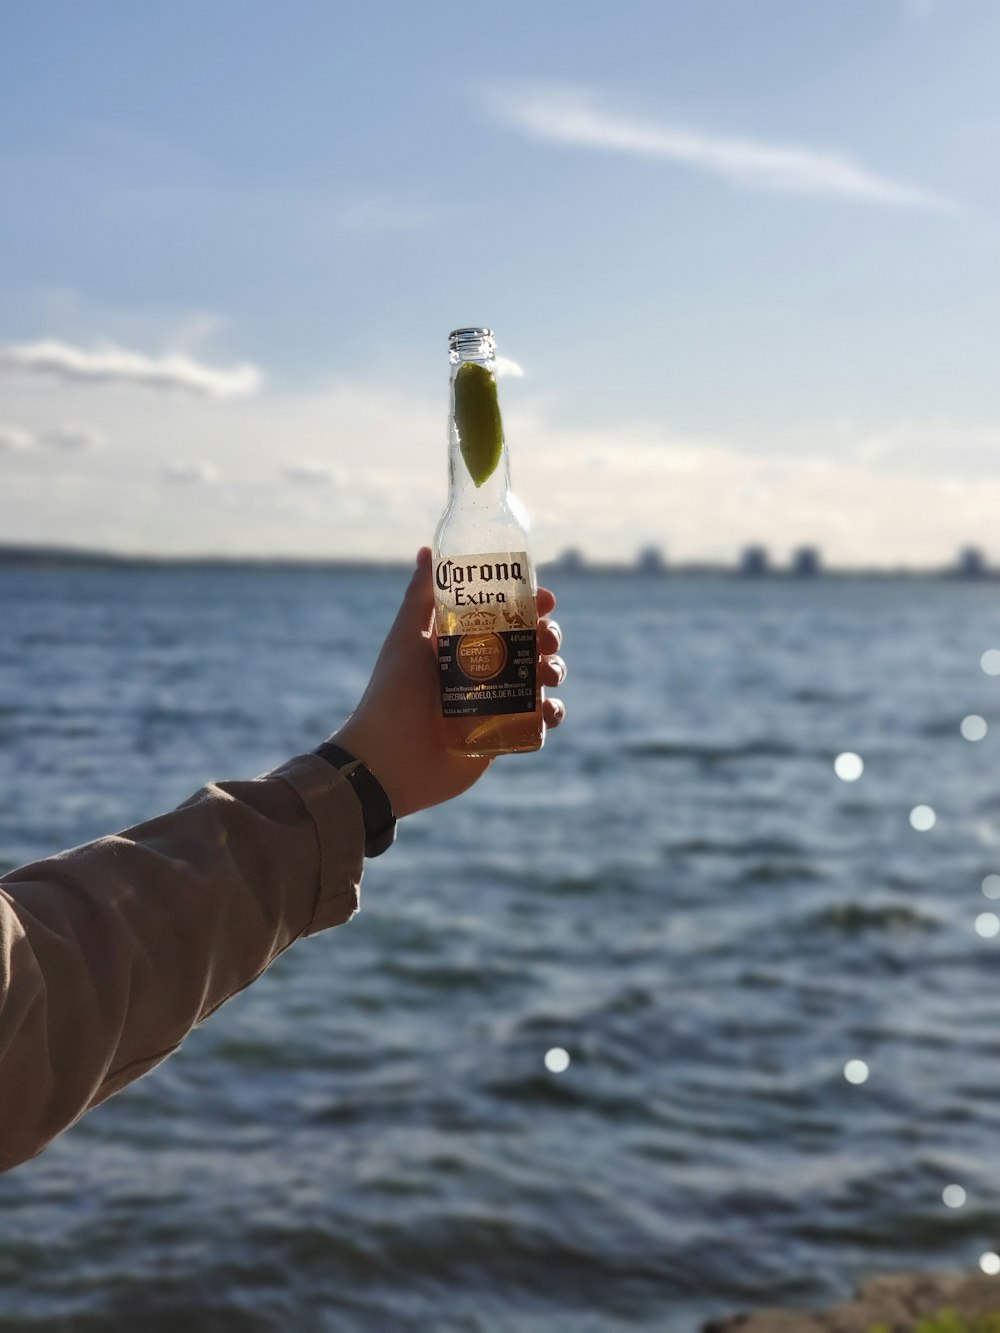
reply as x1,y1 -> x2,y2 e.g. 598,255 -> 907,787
416,547 -> 431,569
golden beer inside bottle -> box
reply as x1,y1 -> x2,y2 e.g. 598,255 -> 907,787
442,706 -> 544,758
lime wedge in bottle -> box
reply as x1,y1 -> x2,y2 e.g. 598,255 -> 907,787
454,361 -> 503,487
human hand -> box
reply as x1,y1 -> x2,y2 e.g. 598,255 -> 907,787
331,547 -> 566,818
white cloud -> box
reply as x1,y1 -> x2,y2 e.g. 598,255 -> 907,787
283,460 -> 338,485
786,417 -> 1000,473
0,340 -> 262,398
0,420 -> 106,452
161,461 -> 221,485
0,424 -> 35,451
40,422 -> 106,451
488,84 -> 956,212
3,363 -> 999,566
498,403 -> 1000,566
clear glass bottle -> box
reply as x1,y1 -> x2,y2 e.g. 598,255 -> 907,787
433,327 -> 544,757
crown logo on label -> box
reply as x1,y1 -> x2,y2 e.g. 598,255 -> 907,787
457,609 -> 496,631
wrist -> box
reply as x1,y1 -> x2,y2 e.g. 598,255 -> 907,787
314,737 -> 397,857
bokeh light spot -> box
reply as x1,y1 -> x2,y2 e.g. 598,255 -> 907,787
981,1252 -> 1000,1276
975,912 -> 1000,939
843,1059 -> 869,1085
982,875 -> 1000,900
942,1184 -> 967,1209
909,805 -> 936,832
961,715 -> 988,742
982,650 -> 1000,676
834,752 -> 864,782
544,1047 -> 570,1074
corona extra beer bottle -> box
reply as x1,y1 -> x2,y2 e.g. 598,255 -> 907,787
433,327 -> 544,757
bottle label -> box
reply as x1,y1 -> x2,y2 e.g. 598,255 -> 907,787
435,551 -> 537,717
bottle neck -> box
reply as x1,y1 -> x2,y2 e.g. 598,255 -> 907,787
447,340 -> 512,503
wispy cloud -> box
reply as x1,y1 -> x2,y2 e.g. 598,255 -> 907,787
282,460 -> 338,485
0,340 -> 262,398
161,461 -> 221,484
40,422 -> 106,451
0,424 -> 34,451
487,84 -> 956,212
0,421 -> 106,453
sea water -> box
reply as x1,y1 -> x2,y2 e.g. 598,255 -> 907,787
2,566 -> 1000,1331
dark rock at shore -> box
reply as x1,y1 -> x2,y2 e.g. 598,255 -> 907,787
703,1270 -> 1000,1332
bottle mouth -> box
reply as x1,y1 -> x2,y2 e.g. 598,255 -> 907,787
449,327 -> 495,364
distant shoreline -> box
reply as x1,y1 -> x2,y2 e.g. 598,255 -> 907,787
0,542 -> 995,580
0,543 -> 406,573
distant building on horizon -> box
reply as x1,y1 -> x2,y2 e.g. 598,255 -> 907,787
791,546 -> 821,577
739,545 -> 770,577
956,546 -> 987,579
548,547 -> 586,574
635,545 -> 667,576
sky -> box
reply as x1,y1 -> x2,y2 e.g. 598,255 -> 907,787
2,0 -> 1000,566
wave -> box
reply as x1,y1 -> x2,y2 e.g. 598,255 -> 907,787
798,900 -> 941,935
624,738 -> 803,763
667,835 -> 809,858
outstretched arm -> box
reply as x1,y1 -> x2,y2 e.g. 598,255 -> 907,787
0,550 -> 565,1172
0,753 -> 367,1173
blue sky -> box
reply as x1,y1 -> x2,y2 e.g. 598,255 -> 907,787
2,0 -> 1000,563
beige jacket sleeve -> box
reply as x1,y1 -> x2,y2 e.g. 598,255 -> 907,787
0,752 -> 366,1173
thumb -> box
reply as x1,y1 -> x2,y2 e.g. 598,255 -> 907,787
389,547 -> 434,640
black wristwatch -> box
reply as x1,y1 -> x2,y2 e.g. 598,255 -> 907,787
313,740 -> 397,857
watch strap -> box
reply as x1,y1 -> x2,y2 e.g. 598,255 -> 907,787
313,740 -> 397,857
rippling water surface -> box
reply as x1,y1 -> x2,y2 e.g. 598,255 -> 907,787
3,567 -> 1000,1331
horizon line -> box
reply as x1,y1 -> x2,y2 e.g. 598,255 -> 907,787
0,541 -> 993,579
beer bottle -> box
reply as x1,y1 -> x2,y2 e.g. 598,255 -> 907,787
433,327 -> 544,757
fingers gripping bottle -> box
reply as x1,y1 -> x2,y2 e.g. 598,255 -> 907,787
433,327 -> 544,758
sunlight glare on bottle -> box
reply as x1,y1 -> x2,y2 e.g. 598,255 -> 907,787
834,752 -> 864,782
909,805 -> 936,832
975,912 -> 1000,939
980,1252 -> 1000,1276
544,1047 -> 570,1074
942,1184 -> 967,1209
961,715 -> 988,742
843,1059 -> 869,1085
981,650 -> 1000,676
982,875 -> 1000,899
